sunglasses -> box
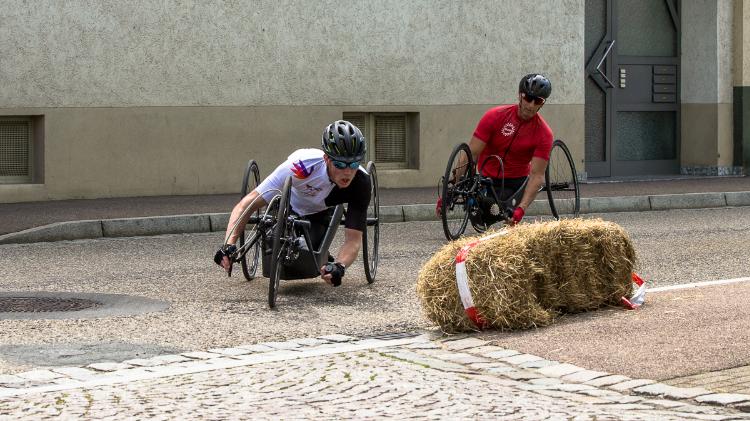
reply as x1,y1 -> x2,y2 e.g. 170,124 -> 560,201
332,160 -> 360,169
522,93 -> 546,106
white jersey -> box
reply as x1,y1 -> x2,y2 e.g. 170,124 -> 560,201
255,149 -> 366,216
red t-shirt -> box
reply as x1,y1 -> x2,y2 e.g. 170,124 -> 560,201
473,104 -> 553,178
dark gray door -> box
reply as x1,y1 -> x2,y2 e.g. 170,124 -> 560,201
585,0 -> 680,178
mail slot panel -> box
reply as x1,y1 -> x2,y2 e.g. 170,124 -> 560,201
653,84 -> 676,93
653,66 -> 676,75
653,75 -> 676,84
653,93 -> 676,103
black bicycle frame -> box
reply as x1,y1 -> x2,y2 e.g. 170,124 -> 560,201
475,154 -> 531,222
291,204 -> 344,271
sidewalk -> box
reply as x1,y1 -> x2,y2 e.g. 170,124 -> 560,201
1,176 -> 750,243
1,333 -> 749,418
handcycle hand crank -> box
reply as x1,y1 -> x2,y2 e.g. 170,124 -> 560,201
322,262 -> 345,287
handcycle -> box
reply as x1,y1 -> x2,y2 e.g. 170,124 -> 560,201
438,139 -> 580,240
224,159 -> 380,308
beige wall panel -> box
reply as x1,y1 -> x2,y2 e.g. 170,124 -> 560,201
718,102 -> 734,167
680,103 -> 734,168
0,0 -> 584,107
681,104 -> 719,166
0,107 -> 337,202
0,104 -> 583,202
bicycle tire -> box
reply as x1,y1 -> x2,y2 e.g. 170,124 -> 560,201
269,176 -> 293,308
441,143 -> 475,240
363,161 -> 379,284
545,139 -> 580,219
239,160 -> 261,281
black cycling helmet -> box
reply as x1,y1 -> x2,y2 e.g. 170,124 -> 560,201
321,120 -> 366,163
519,74 -> 552,99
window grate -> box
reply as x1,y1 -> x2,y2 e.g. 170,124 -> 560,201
343,114 -> 367,138
375,115 -> 406,163
0,119 -> 31,178
343,112 -> 414,168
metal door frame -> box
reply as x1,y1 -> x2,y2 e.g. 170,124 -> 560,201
585,0 -> 615,178
585,0 -> 680,178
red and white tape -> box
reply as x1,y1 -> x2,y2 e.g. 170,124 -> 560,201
621,272 -> 647,309
455,231 -> 647,329
454,231 -> 508,329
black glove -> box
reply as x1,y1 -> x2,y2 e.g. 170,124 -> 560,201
324,262 -> 345,287
213,244 -> 237,266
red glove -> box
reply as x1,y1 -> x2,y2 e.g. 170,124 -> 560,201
435,197 -> 443,218
511,207 -> 525,224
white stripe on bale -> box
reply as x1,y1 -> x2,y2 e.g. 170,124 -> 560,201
455,230 -> 509,327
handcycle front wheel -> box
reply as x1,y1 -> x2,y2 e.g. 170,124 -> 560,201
441,143 -> 475,240
545,139 -> 580,219
362,161 -> 379,284
268,176 -> 293,308
239,160 -> 261,281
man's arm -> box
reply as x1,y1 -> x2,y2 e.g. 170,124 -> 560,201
517,156 -> 548,210
225,190 -> 267,245
450,136 -> 485,183
467,136 -> 486,162
214,190 -> 268,273
320,227 -> 362,284
335,227 -> 362,267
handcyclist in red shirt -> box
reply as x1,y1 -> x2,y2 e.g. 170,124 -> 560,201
437,74 -> 553,225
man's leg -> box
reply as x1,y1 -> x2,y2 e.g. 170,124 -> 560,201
494,176 -> 528,202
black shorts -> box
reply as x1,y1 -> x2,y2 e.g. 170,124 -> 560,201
297,208 -> 334,252
487,176 -> 527,202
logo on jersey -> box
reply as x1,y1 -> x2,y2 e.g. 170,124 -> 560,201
291,160 -> 314,179
500,122 -> 516,137
300,183 -> 323,197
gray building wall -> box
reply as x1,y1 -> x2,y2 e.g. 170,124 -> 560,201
681,0 -> 735,171
0,0 -> 585,202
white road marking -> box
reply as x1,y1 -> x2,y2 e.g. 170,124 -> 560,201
648,276 -> 750,293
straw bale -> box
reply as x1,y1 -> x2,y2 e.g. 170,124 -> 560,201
416,219 -> 636,332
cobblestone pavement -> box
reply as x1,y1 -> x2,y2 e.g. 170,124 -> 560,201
1,335 -> 749,420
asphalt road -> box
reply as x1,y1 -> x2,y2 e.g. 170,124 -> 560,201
1,207 -> 749,381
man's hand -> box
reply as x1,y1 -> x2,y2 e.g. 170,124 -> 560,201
213,244 -> 237,275
435,197 -> 443,218
320,262 -> 345,287
511,207 -> 525,225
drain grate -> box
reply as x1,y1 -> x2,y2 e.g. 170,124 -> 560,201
0,297 -> 103,313
361,331 -> 421,341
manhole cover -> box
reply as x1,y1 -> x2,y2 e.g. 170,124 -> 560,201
0,297 -> 102,313
0,291 -> 170,320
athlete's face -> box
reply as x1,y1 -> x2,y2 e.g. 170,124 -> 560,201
325,156 -> 358,188
518,92 -> 545,120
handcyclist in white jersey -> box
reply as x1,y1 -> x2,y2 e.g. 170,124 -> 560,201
214,120 -> 371,287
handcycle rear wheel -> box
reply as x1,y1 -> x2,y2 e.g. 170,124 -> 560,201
239,160 -> 261,281
362,161 -> 379,284
441,143 -> 475,240
269,176 -> 293,308
545,139 -> 580,219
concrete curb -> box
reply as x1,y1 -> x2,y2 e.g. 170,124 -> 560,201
1,191 -> 748,245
